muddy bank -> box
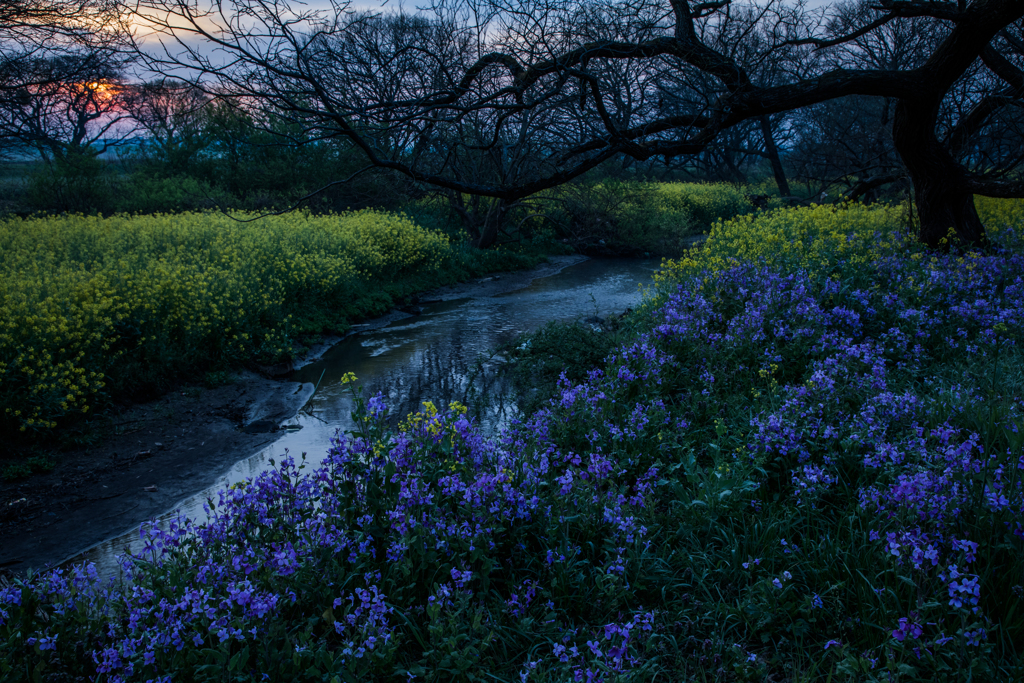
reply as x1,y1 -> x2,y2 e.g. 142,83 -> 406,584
0,254 -> 589,575
0,374 -> 315,575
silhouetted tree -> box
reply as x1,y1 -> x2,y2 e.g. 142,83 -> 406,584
1,0 -> 136,183
122,79 -> 213,172
131,0 -> 1024,248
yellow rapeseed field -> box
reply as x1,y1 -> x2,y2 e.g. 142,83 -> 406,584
0,210 -> 452,434
642,182 -> 757,226
654,197 -> 1024,287
975,196 -> 1024,232
654,202 -> 907,285
545,180 -> 755,229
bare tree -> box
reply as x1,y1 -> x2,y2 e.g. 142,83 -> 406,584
1,0 -> 121,71
1,0 -> 136,161
121,78 -> 213,171
130,0 -> 1024,248
1,0 -> 131,96
787,93 -> 907,201
785,2 -> 932,202
654,2 -> 806,194
0,56 -> 135,161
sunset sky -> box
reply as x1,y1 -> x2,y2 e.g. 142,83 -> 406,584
133,0 -> 839,56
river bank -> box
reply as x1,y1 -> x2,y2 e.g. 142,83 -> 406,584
6,202 -> 1023,681
0,255 -> 588,575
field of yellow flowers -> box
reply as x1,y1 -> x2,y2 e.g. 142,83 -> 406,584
0,210 -> 523,437
654,195 -> 1024,285
5,193 -> 1020,440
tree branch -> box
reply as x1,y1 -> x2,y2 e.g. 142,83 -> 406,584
964,175 -> 1024,198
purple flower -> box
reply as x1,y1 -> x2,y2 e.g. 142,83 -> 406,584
892,617 -> 923,642
964,628 -> 987,647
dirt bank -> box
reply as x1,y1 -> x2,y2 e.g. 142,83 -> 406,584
0,374 -> 315,575
0,254 -> 588,575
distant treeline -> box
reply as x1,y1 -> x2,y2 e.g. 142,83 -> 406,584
1,96 -> 413,217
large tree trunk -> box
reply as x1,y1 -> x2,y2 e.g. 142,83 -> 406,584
760,115 -> 791,198
910,175 -> 986,249
893,99 -> 986,249
474,204 -> 503,249
449,193 -> 507,248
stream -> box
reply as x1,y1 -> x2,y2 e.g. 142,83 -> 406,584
72,257 -> 658,578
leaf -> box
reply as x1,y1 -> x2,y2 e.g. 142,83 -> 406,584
791,619 -> 810,637
897,663 -> 919,676
228,646 -> 249,672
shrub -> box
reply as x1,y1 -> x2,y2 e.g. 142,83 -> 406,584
975,196 -> 1024,235
25,153 -> 116,215
646,181 -> 756,227
114,175 -> 231,214
653,201 -> 909,287
540,181 -> 756,255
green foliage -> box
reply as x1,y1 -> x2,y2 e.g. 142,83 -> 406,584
502,320 -> 629,415
538,180 -> 757,255
113,175 -> 230,214
4,104 -> 412,217
653,201 -> 910,288
2,454 -> 55,481
139,104 -> 407,214
26,152 -> 116,215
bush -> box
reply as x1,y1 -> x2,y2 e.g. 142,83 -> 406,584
975,196 -> 1024,234
25,153 -> 116,215
113,175 -> 232,214
541,181 -> 756,255
653,201 -> 909,286
646,181 -> 756,226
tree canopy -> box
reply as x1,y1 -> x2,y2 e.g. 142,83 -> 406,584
18,0 -> 1020,246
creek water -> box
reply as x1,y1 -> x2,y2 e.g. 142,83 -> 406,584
74,257 -> 657,578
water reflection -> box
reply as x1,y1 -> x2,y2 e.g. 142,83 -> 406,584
72,258 -> 656,578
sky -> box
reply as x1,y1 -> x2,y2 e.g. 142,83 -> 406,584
302,0 -> 835,14
131,0 -> 840,69
135,0 -> 839,44
310,0 -> 836,12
